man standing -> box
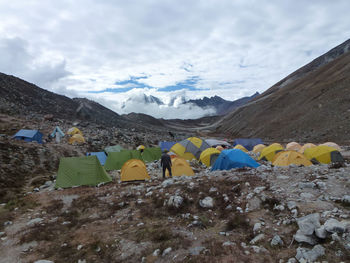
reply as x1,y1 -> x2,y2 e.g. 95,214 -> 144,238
161,149 -> 172,178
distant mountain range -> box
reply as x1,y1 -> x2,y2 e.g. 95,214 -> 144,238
122,93 -> 259,116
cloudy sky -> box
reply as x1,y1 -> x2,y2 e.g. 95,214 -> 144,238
0,0 -> 349,119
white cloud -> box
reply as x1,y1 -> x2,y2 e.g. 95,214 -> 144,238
0,0 -> 349,118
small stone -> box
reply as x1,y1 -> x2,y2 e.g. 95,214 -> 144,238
77,245 -> 83,250
287,201 -> 297,210
251,245 -> 268,253
274,204 -> 285,211
137,222 -> 144,227
342,195 -> 350,204
167,195 -> 184,208
27,218 -> 43,226
162,247 -> 172,256
271,235 -> 284,246
331,233 -> 341,241
209,187 -> 218,193
34,260 -> 54,263
253,223 -> 262,233
222,241 -> 235,247
300,193 -> 314,200
249,234 -> 265,245
287,258 -> 297,263
199,197 -> 213,208
253,186 -> 266,194
189,246 -> 205,255
153,249 -> 161,256
0,232 -> 5,237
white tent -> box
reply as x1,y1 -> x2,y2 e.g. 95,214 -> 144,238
205,139 -> 231,147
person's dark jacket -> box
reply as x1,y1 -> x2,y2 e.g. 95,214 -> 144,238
161,153 -> 172,168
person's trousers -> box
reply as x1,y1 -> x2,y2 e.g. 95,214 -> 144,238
162,165 -> 172,178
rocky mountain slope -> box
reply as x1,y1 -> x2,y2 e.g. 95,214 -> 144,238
215,39 -> 350,143
0,73 -> 142,129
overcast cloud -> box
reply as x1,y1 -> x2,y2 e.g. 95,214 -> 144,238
0,0 -> 349,119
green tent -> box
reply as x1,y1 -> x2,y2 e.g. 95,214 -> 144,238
104,150 -> 142,171
55,155 -> 112,188
142,147 -> 162,162
104,145 -> 124,153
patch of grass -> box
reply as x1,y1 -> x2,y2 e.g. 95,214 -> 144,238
262,196 -> 281,211
5,196 -> 38,211
135,226 -> 174,243
45,199 -> 64,215
225,213 -> 250,232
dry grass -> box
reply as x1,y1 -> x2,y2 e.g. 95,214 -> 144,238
224,213 -> 250,232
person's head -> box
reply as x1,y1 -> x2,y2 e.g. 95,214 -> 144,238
163,149 -> 169,153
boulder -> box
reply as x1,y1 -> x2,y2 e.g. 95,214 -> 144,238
324,218 -> 346,233
296,213 -> 320,235
294,230 -> 318,245
295,245 -> 325,262
315,226 -> 327,239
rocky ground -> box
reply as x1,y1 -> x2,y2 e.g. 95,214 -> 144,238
0,152 -> 349,262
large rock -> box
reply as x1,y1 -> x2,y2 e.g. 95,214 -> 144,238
295,245 -> 325,262
324,218 -> 346,233
199,197 -> 214,208
296,213 -> 320,235
315,226 -> 327,239
294,230 -> 318,245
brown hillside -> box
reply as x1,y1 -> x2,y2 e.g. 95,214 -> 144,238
215,47 -> 350,143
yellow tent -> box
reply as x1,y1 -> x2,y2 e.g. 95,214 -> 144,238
121,159 -> 150,182
286,142 -> 301,151
216,145 -> 224,152
199,148 -> 221,167
68,134 -> 85,144
67,127 -> 83,136
319,142 -> 341,151
272,151 -> 312,167
137,145 -> 146,151
304,145 -> 344,164
170,137 -> 210,160
259,143 -> 283,161
166,157 -> 194,177
234,144 -> 248,152
253,144 -> 266,154
298,143 -> 316,154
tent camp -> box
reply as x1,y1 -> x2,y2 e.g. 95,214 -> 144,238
67,127 -> 83,136
137,145 -> 146,151
259,143 -> 283,161
199,148 -> 221,167
121,159 -> 150,182
104,145 -> 124,153
13,129 -> 43,144
234,144 -> 248,152
68,134 -> 85,144
86,152 -> 107,165
233,138 -> 263,151
211,149 -> 260,171
272,151 -> 312,167
50,126 -> 64,143
253,144 -> 266,154
299,143 -> 316,154
170,137 -> 210,160
304,146 -> 344,164
142,147 -> 162,162
166,157 -> 194,177
159,141 -> 176,152
104,150 -> 142,170
286,142 -> 302,151
205,139 -> 231,147
55,155 -> 111,188
319,142 -> 342,151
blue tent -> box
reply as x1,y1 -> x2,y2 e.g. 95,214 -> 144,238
86,152 -> 107,166
50,126 -> 65,138
13,129 -> 43,144
159,141 -> 176,152
233,138 -> 264,151
211,149 -> 260,171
